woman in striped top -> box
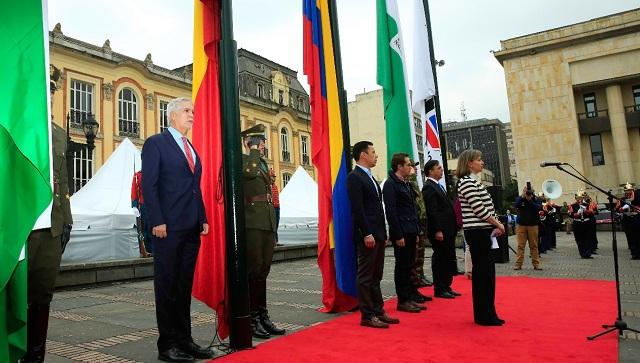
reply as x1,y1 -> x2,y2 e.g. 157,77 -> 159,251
456,150 -> 506,326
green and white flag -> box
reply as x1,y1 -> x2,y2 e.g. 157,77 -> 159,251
0,1 -> 53,361
376,0 -> 423,187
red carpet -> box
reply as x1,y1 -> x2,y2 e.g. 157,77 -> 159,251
214,277 -> 617,362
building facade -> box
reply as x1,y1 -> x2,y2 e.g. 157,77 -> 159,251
443,118 -> 511,187
49,24 -> 311,192
347,89 -> 424,181
503,122 -> 516,178
494,9 -> 640,201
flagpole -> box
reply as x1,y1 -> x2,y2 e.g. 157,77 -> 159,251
219,0 -> 252,349
421,0 -> 449,187
328,0 -> 352,171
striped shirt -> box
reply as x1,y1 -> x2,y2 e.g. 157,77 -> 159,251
457,175 -> 496,230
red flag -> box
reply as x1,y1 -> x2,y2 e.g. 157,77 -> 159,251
191,0 -> 228,339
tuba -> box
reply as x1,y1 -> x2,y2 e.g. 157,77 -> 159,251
541,179 -> 563,200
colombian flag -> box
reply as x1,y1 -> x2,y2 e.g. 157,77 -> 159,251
303,0 -> 357,312
191,0 -> 228,339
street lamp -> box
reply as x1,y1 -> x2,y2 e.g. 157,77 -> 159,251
66,112 -> 100,194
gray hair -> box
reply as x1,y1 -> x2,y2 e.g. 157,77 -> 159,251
166,97 -> 192,124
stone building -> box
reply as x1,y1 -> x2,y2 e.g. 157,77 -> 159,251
49,24 -> 311,192
443,118 -> 511,187
347,89 -> 424,181
494,9 -> 640,201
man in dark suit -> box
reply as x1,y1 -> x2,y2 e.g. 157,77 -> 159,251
347,141 -> 399,328
383,153 -> 426,313
142,97 -> 213,362
422,160 -> 459,299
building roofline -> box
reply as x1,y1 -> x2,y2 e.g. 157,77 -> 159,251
493,8 -> 640,64
238,48 -> 299,77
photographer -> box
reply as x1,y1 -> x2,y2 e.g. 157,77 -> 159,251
513,182 -> 542,270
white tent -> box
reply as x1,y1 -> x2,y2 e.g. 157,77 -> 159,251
278,166 -> 318,245
62,138 -> 141,262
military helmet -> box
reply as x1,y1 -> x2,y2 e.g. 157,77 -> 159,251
241,124 -> 266,140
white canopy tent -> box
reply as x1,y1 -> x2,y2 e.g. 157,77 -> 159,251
62,138 -> 141,262
278,166 -> 318,245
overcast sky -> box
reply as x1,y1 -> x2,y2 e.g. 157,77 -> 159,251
49,0 -> 638,124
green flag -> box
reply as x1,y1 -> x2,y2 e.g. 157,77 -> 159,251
376,0 -> 421,183
0,1 -> 52,361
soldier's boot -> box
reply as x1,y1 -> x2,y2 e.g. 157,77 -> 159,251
257,280 -> 285,335
259,309 -> 285,335
251,312 -> 271,339
24,304 -> 50,363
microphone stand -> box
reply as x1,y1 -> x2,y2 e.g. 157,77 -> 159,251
553,164 -> 640,340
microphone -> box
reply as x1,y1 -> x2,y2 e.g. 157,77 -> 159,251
540,162 -> 566,167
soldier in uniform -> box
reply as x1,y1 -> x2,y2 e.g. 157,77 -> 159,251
617,183 -> 640,260
409,164 -> 430,290
569,190 -> 594,259
241,124 -> 285,339
23,66 -> 73,363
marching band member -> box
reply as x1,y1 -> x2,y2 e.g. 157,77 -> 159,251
617,183 -> 640,260
569,190 -> 595,259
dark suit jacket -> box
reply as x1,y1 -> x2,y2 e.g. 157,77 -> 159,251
422,179 -> 456,240
142,130 -> 207,232
347,166 -> 387,243
382,171 -> 419,241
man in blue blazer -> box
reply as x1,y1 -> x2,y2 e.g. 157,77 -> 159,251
347,141 -> 398,328
142,97 -> 213,363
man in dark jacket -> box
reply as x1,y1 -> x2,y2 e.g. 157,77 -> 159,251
383,153 -> 425,313
513,187 -> 542,270
347,141 -> 398,328
422,160 -> 459,299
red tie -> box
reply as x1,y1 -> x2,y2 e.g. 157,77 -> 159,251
181,136 -> 195,173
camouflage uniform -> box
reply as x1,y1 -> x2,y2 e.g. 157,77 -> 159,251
410,179 -> 427,285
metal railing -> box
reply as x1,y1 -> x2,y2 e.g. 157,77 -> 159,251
577,109 -> 608,120
624,104 -> 640,113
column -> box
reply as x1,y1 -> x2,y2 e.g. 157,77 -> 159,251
606,84 -> 634,184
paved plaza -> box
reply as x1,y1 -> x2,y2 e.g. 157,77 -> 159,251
45,231 -> 640,362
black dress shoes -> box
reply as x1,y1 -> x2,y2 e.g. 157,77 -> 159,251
251,316 -> 271,339
261,312 -> 286,335
434,291 -> 455,299
475,319 -> 503,327
411,291 -> 432,302
180,341 -> 215,359
397,302 -> 421,313
158,347 -> 195,363
376,313 -> 400,324
361,316 -> 389,328
448,289 -> 462,297
409,301 -> 427,310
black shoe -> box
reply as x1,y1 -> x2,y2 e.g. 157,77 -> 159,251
158,347 -> 195,363
495,318 -> 506,324
581,256 -> 593,259
475,320 -> 503,327
434,291 -> 455,299
180,341 -> 214,359
397,302 -> 421,313
251,316 -> 271,339
448,289 -> 462,297
260,312 -> 286,335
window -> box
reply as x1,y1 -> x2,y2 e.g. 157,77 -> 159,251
118,88 -> 139,137
278,90 -> 284,105
72,147 -> 93,193
633,86 -> 640,111
298,97 -> 305,111
70,79 -> 94,126
159,101 -> 169,132
256,83 -> 263,98
280,128 -> 290,162
301,135 -> 310,165
261,125 -> 269,159
583,93 -> 597,118
282,172 -> 292,189
589,134 -> 605,166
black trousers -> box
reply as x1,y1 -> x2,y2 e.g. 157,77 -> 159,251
622,215 -> 640,258
28,229 -> 62,305
572,221 -> 591,258
356,239 -> 385,320
587,219 -> 599,252
464,228 -> 498,324
393,234 -> 417,303
152,228 -> 201,352
430,236 -> 456,294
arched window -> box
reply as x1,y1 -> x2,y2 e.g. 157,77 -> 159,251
280,127 -> 290,162
301,135 -> 310,165
256,83 -> 263,98
118,88 -> 139,137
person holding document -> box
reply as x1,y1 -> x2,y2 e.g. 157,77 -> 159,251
455,150 -> 505,327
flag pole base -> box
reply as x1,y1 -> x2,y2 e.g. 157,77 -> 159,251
229,315 -> 252,349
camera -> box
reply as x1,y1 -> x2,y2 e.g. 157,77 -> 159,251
525,180 -> 533,196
